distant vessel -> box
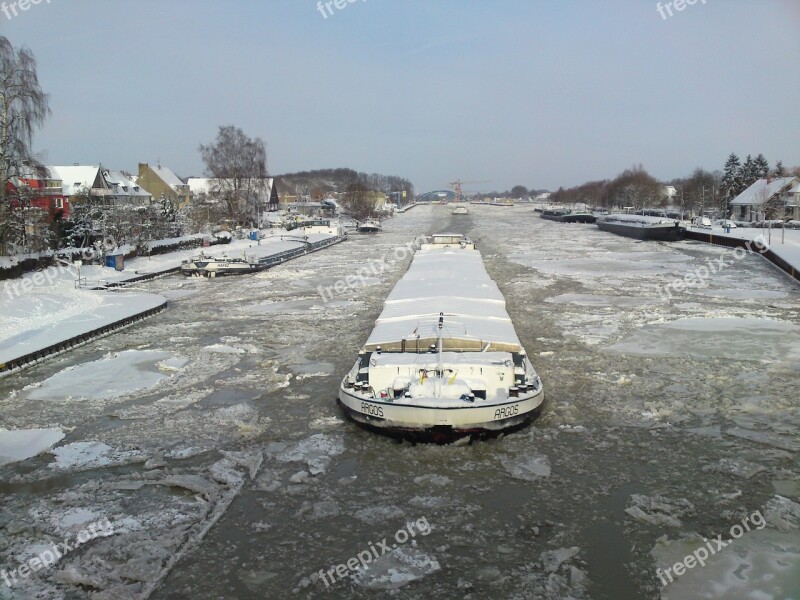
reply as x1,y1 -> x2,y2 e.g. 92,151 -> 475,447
596,214 -> 683,241
358,219 -> 382,233
489,198 -> 514,207
539,208 -> 569,221
180,254 -> 264,277
338,233 -> 545,441
560,210 -> 596,223
452,205 -> 470,215
540,208 -> 596,223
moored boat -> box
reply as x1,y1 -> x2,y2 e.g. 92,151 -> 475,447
540,208 -> 596,223
358,218 -> 382,233
596,214 -> 684,241
180,253 -> 264,277
560,210 -> 596,223
539,208 -> 568,221
338,233 -> 545,441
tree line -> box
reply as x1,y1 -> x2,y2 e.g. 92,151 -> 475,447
548,156 -> 799,215
0,36 -> 415,256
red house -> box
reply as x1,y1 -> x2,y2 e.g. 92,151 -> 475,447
6,168 -> 69,222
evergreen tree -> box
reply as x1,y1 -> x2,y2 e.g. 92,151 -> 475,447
753,154 -> 770,179
720,153 -> 742,213
774,161 -> 786,177
739,155 -> 757,188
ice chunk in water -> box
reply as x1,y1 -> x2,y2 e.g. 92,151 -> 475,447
505,455 -> 551,481
271,433 -> 344,475
540,546 -> 580,573
0,427 -> 64,465
352,547 -> 440,590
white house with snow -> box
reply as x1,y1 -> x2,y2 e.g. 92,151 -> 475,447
729,176 -> 800,222
48,166 -> 152,206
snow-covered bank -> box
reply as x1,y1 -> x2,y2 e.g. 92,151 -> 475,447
0,286 -> 167,372
0,227 -> 344,375
686,225 -> 800,280
1,228 -> 338,291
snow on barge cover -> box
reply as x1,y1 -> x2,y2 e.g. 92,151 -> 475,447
338,234 -> 545,441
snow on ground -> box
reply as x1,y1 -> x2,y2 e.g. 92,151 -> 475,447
0,227 -> 343,370
0,287 -> 167,366
688,224 -> 800,272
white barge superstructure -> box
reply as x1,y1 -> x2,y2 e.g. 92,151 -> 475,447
338,234 -> 544,439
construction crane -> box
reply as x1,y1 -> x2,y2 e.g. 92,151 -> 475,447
449,180 -> 490,203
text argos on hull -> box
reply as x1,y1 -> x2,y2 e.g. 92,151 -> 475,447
338,234 -> 545,442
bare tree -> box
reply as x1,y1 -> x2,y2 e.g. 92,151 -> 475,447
510,185 -> 528,199
0,36 -> 50,253
342,182 -> 376,221
198,125 -> 268,226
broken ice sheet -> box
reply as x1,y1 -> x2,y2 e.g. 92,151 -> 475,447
49,441 -> 145,471
504,454 -> 551,481
625,495 -> 694,528
351,547 -> 440,590
652,530 -> 800,599
26,350 -> 174,401
703,457 -> 767,479
540,546 -> 580,573
0,427 -> 65,466
268,433 -> 344,475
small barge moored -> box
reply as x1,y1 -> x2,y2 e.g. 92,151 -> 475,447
596,214 -> 683,241
338,234 -> 545,441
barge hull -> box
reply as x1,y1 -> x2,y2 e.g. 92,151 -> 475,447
596,221 -> 683,241
338,387 -> 544,432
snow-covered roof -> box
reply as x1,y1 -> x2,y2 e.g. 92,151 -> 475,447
149,165 -> 185,189
48,166 -> 105,196
730,177 -> 799,206
187,177 -> 274,196
102,170 -> 152,199
364,247 -> 524,352
187,177 -> 213,195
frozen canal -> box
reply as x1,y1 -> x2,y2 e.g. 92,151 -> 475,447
1,205 -> 799,599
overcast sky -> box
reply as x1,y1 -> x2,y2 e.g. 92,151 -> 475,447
3,0 -> 799,193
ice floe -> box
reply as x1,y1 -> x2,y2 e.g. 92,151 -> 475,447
0,427 -> 65,466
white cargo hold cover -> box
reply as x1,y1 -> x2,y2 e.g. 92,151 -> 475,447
365,247 -> 524,351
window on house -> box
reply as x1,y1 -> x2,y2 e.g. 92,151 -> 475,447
55,198 -> 64,209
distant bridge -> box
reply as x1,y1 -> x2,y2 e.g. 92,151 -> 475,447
416,190 -> 456,203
